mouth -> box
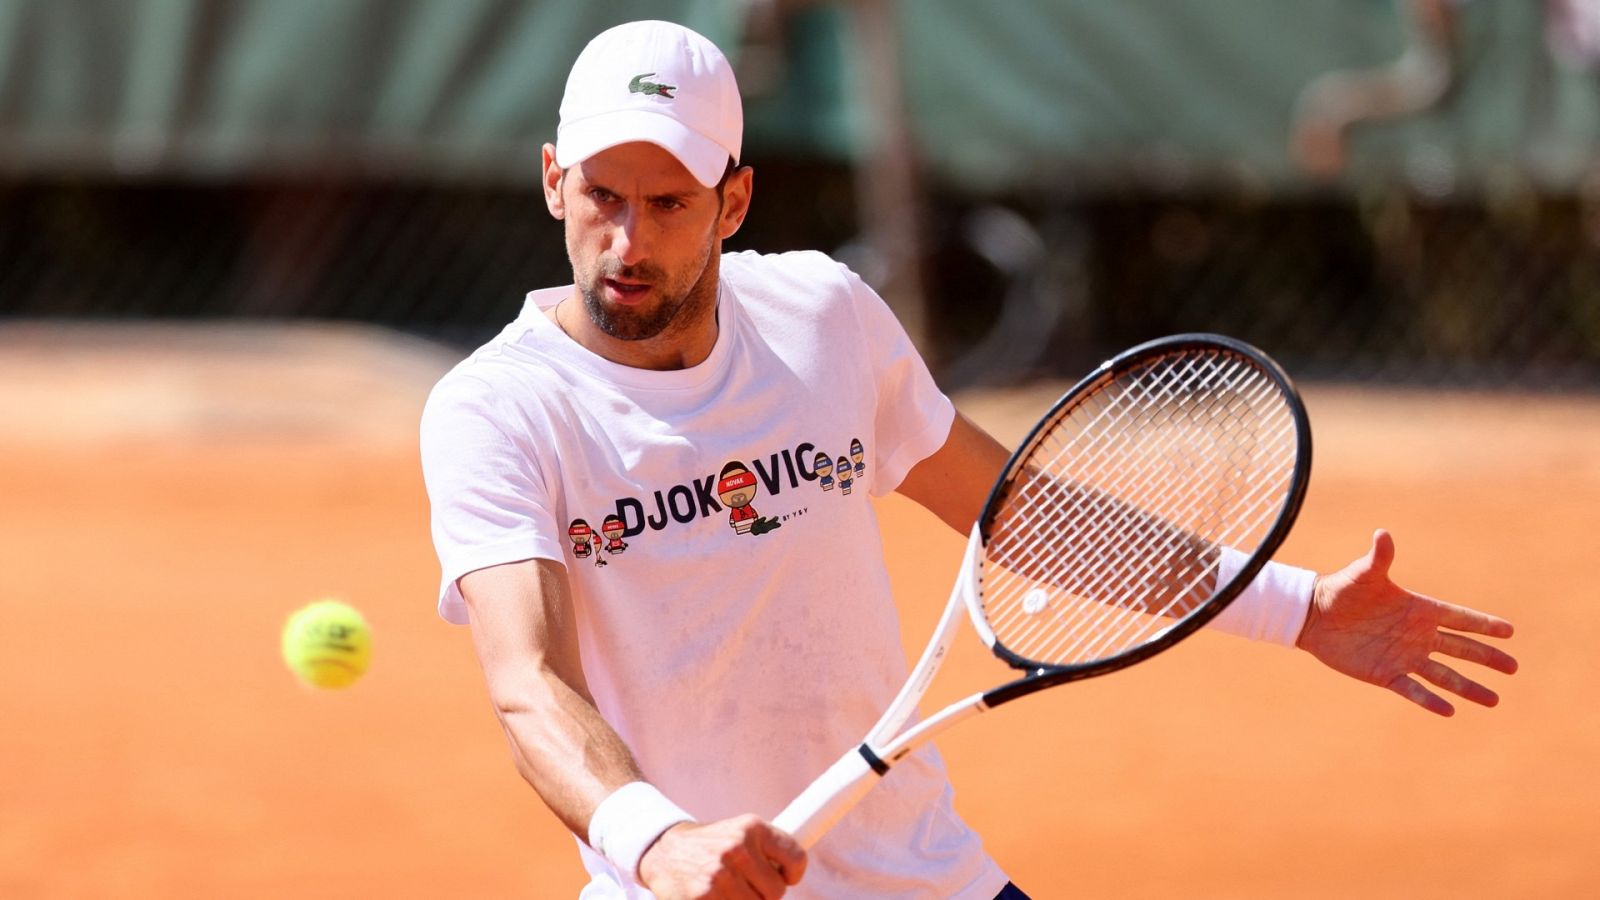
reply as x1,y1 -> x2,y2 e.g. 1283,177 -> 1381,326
602,277 -> 651,305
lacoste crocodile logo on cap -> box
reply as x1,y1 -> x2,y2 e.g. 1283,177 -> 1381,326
628,72 -> 676,98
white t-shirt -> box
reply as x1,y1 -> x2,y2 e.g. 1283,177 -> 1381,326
421,250 -> 1010,899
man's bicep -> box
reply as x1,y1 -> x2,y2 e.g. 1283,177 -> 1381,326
895,411 -> 1011,533
459,558 -> 592,703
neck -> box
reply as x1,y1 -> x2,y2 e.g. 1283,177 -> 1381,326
550,255 -> 722,371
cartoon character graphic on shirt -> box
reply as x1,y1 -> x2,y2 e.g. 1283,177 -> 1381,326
568,518 -> 606,566
836,456 -> 854,495
850,437 -> 866,478
718,460 -> 782,536
814,452 -> 835,491
600,514 -> 629,555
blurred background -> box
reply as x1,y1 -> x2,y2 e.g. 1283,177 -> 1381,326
4,2 -> 1599,898
5,0 -> 1600,387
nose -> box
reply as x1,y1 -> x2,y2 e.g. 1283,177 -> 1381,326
609,207 -> 649,267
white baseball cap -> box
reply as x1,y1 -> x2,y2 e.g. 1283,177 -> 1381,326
555,20 -> 742,188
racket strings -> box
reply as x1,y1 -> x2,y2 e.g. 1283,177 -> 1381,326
1003,354 -> 1272,530
990,363 -> 1295,662
999,352 -> 1272,535
996,355 -> 1281,573
998,413 -> 1295,664
993,460 -> 1250,663
1018,353 -> 1278,519
1009,379 -> 1293,597
979,349 -> 1298,667
991,443 -> 1275,661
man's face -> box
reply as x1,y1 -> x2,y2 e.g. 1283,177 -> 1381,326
552,142 -> 736,342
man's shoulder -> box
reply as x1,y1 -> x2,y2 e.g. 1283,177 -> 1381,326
722,249 -> 849,289
721,249 -> 865,319
422,359 -> 503,436
424,329 -> 554,423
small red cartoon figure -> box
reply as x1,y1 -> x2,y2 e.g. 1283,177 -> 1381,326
601,514 -> 629,554
569,518 -> 605,565
568,519 -> 596,557
718,461 -> 761,534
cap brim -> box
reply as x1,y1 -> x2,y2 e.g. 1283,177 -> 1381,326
556,111 -> 730,187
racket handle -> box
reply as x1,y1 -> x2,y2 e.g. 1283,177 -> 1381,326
771,745 -> 881,848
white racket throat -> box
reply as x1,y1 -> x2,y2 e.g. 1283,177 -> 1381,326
868,526 -> 987,743
774,528 -> 994,848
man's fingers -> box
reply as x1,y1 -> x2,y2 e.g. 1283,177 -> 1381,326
1387,673 -> 1455,716
1419,659 -> 1499,708
714,826 -> 803,900
734,852 -> 788,900
1436,601 -> 1515,639
759,826 -> 807,885
1435,631 -> 1519,675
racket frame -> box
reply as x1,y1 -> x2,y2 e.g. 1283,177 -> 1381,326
976,333 -> 1313,706
772,333 -> 1312,847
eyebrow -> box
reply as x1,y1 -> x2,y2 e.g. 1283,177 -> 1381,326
646,189 -> 696,205
581,174 -> 698,205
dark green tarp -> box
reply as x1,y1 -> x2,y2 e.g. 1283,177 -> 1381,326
0,0 -> 745,180
900,0 -> 1600,192
1,0 -> 1594,190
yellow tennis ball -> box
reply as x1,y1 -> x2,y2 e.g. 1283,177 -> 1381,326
281,599 -> 371,689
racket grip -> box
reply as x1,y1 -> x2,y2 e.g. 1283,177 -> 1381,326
771,745 -> 881,849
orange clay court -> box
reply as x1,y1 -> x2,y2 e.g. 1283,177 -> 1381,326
1,323 -> 1595,898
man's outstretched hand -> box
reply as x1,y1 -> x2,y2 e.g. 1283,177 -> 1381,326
1298,530 -> 1518,716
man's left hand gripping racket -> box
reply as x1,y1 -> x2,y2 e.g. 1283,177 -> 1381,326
773,334 -> 1313,848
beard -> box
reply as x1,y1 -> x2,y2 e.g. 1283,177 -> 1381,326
574,239 -> 717,343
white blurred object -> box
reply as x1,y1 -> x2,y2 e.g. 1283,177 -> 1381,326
1547,0 -> 1600,69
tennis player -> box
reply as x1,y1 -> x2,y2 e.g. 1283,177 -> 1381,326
420,20 -> 1518,900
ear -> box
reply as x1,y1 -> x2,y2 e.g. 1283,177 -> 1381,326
541,144 -> 566,220
716,166 -> 754,240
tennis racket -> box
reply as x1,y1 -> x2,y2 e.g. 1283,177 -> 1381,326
771,333 -> 1313,848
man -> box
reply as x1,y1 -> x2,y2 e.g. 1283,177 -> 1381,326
420,20 -> 1517,900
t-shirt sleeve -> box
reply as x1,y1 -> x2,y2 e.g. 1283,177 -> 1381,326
839,264 -> 957,497
419,373 -> 565,624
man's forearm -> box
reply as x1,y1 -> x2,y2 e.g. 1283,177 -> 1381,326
489,662 -> 648,837
460,561 -> 700,883
491,663 -> 703,883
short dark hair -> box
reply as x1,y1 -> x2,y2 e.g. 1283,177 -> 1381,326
714,156 -> 740,198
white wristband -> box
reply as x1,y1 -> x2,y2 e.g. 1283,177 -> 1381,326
1206,548 -> 1316,647
587,782 -> 696,882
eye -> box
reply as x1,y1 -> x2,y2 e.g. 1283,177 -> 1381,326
587,187 -> 618,204
652,197 -> 685,211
